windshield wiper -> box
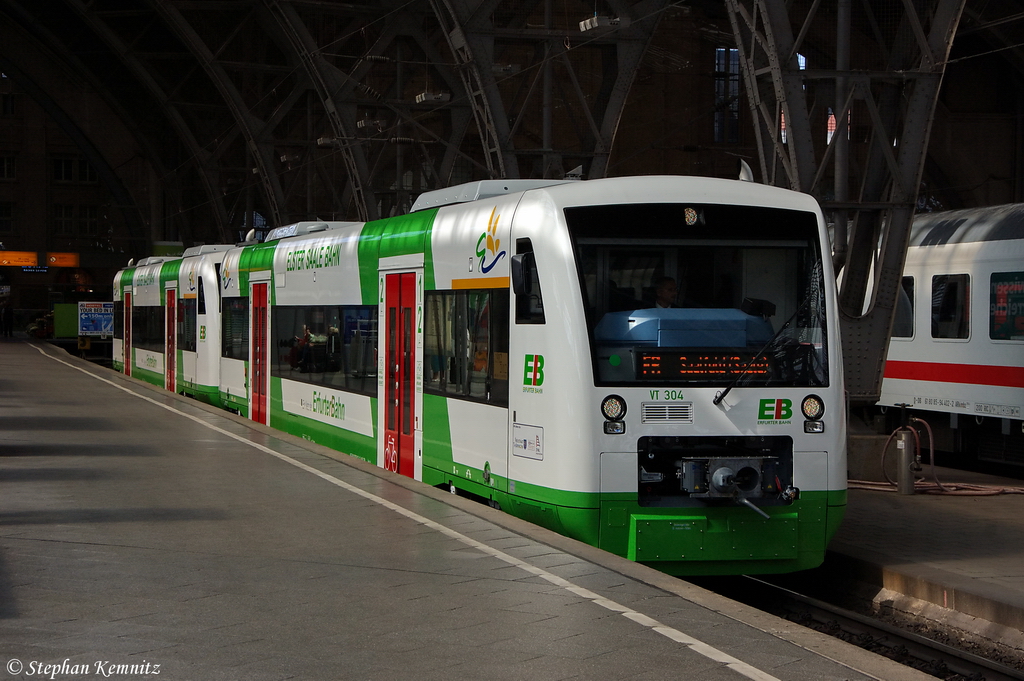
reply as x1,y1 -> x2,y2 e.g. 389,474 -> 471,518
712,293 -> 814,406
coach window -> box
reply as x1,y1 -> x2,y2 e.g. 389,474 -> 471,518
271,305 -> 377,395
424,289 -> 509,405
221,297 -> 249,360
197,276 -> 206,314
990,271 -> 1024,341
891,276 -> 914,338
179,296 -> 197,352
931,274 -> 970,339
113,301 -> 124,340
131,306 -> 163,353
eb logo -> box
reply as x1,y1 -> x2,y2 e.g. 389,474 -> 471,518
523,354 -> 545,386
758,398 -> 792,420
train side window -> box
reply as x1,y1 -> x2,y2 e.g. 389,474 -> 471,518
113,301 -> 124,340
178,296 -> 197,352
513,238 -> 545,324
424,289 -> 509,406
197,276 -> 206,315
268,304 -> 377,396
891,276 -> 914,338
131,305 -> 163,353
990,271 -> 1024,341
931,274 -> 970,339
221,297 -> 249,360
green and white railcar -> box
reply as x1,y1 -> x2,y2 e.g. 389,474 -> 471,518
176,245 -> 234,405
114,248 -> 232,404
219,176 -> 846,576
217,243 -> 251,416
112,264 -> 133,374
113,256 -> 181,389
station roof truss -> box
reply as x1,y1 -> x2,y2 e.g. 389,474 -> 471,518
0,0 -> 1022,404
0,0 -> 673,242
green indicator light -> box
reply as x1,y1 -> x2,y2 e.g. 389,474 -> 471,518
609,354 -> 621,367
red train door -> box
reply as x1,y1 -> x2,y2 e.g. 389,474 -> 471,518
165,290 -> 176,392
251,282 -> 269,425
383,272 -> 416,478
123,291 -> 132,377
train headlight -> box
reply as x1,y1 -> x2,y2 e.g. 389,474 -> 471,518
801,394 -> 824,420
601,395 -> 626,421
802,394 -> 825,433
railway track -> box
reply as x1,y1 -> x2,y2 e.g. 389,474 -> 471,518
691,575 -> 1024,681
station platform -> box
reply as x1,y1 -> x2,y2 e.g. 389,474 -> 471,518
831,465 -> 1024,649
0,339 -> 1019,680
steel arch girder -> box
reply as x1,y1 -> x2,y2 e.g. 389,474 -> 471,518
431,0 -> 668,180
150,0 -> 288,228
837,1 -> 966,405
65,0 -> 232,241
0,0 -> 224,245
0,49 -> 148,250
588,0 -> 668,179
430,0 -> 513,178
261,0 -> 378,221
725,0 -> 817,192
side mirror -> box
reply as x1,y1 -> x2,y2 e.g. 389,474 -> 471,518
511,252 -> 535,296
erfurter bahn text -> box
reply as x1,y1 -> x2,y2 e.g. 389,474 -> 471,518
112,176 -> 847,576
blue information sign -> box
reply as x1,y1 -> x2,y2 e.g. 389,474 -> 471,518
79,302 -> 114,337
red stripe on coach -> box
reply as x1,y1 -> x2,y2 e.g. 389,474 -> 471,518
884,360 -> 1024,388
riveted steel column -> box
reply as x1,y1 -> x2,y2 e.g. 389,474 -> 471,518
838,0 -> 965,405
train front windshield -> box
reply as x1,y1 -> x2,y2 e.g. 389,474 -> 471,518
566,203 -> 829,388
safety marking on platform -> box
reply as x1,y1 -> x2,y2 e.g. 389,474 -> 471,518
37,346 -> 784,681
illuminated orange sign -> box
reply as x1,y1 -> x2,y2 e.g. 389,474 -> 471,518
47,252 -> 80,267
0,251 -> 38,266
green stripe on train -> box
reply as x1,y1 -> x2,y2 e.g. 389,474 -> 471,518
358,209 -> 439,302
180,382 -> 222,408
237,242 -> 276,297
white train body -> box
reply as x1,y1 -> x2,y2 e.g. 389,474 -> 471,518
218,245 -> 249,414
879,205 -> 1024,464
176,245 -> 234,404
113,248 -> 232,404
117,176 -> 848,575
114,256 -> 179,383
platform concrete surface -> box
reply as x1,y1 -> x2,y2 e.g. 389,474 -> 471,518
1,340 -> 933,681
831,465 -> 1024,644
